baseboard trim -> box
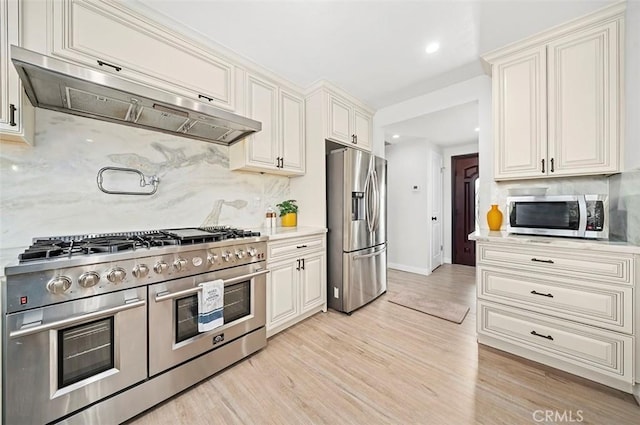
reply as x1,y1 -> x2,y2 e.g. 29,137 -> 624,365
388,263 -> 430,276
443,257 -> 452,264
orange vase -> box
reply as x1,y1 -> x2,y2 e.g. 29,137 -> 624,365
487,204 -> 503,231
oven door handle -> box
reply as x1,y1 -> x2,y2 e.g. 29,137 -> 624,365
154,269 -> 270,303
9,299 -> 146,339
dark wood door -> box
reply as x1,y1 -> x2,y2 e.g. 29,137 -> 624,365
452,154 -> 479,266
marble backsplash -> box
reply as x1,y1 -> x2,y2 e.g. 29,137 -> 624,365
608,170 -> 640,245
0,109 -> 290,266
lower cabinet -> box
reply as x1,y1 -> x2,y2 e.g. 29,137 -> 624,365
266,234 -> 326,337
475,239 -> 637,393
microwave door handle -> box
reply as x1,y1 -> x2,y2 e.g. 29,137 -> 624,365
578,196 -> 587,237
154,269 -> 270,302
9,299 -> 146,339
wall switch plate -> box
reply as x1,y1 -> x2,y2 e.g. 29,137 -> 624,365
333,287 -> 339,298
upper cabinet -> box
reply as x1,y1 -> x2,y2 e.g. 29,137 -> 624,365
229,73 -> 305,175
326,92 -> 372,151
1,0 -> 34,144
483,4 -> 624,181
44,0 -> 235,111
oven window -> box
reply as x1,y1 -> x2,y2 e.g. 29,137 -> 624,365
175,280 -> 252,343
512,202 -> 580,230
58,318 -> 114,388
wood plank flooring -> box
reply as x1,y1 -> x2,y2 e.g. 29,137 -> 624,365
129,265 -> 639,425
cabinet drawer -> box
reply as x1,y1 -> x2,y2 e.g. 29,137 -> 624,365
478,267 -> 632,333
267,234 -> 325,262
477,244 -> 633,285
478,301 -> 633,380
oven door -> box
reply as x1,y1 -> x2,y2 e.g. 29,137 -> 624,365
148,263 -> 267,376
3,288 -> 147,425
506,195 -> 587,237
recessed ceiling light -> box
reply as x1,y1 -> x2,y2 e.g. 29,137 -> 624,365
392,134 -> 400,139
425,42 -> 440,54
474,127 -> 480,132
86,138 -> 94,143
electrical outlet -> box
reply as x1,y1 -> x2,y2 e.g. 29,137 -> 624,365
333,287 -> 339,298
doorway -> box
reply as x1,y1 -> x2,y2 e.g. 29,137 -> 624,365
452,153 -> 479,266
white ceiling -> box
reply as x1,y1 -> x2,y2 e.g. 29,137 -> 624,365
134,0 -> 617,109
384,101 -> 479,147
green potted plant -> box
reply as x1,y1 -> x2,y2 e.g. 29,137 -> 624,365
276,199 -> 298,227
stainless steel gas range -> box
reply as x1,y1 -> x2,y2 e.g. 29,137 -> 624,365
2,227 -> 269,424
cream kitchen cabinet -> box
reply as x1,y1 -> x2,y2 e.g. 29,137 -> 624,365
474,236 -> 637,393
484,5 -> 623,180
0,0 -> 34,144
41,0 -> 235,111
266,233 -> 326,337
327,92 -> 372,151
229,73 -> 305,175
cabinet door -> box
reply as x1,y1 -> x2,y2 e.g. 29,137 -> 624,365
300,253 -> 326,313
266,260 -> 299,330
327,93 -> 352,144
50,0 -> 235,110
0,0 -> 34,144
547,21 -> 620,176
245,74 -> 279,169
493,46 -> 547,180
280,88 -> 305,174
353,108 -> 372,151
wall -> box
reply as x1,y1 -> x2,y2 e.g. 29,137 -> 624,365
625,0 -> 640,171
442,143 -> 479,263
0,109 -> 290,272
385,138 -> 437,275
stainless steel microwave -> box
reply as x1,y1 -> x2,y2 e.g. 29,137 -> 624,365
506,195 -> 608,239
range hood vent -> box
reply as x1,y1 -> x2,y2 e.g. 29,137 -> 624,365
11,46 -> 261,146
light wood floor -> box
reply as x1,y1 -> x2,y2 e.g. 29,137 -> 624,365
129,265 -> 639,425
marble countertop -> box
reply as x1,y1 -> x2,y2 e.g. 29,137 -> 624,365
469,230 -> 640,254
257,226 -> 327,241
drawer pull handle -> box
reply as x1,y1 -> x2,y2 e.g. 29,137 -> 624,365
531,258 -> 554,264
530,290 -> 554,298
97,60 -> 122,72
9,104 -> 17,126
530,330 -> 554,341
296,245 -> 307,249
198,94 -> 214,102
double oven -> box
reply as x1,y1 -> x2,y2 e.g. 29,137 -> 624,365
3,229 -> 268,424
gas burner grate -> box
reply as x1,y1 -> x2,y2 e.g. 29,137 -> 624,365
18,227 -> 261,262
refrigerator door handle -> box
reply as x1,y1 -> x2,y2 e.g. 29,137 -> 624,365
364,169 -> 374,233
353,245 -> 387,260
371,168 -> 380,232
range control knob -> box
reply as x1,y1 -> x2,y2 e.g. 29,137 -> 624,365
236,249 -> 245,259
207,253 -> 218,264
107,267 -> 126,284
173,258 -> 187,271
247,247 -> 257,257
47,276 -> 72,294
132,264 -> 150,279
221,251 -> 232,262
78,271 -> 100,288
154,261 -> 168,274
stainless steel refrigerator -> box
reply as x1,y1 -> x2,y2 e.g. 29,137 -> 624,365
327,147 -> 387,313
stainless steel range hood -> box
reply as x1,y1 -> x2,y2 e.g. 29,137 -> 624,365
11,46 -> 261,146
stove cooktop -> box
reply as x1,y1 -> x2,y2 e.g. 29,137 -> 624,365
19,227 -> 261,263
